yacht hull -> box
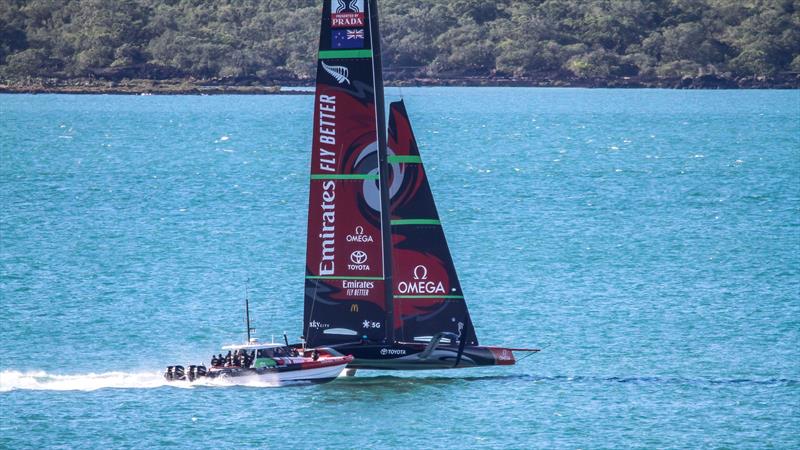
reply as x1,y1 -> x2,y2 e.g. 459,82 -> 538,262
319,342 -> 517,370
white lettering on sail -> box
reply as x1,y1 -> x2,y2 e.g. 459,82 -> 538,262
346,225 -> 374,243
318,95 -> 336,172
319,148 -> 336,171
331,0 -> 365,28
397,281 -> 446,294
397,264 -> 446,294
342,280 -> 374,297
319,180 -> 336,275
342,280 -> 375,289
317,94 -> 337,276
308,320 -> 330,329
347,250 -> 370,271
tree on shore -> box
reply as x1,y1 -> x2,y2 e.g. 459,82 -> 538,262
1,0 -> 798,83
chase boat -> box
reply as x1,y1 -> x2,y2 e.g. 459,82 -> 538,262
164,340 -> 353,385
164,292 -> 353,385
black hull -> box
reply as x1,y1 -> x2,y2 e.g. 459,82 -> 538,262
322,342 -> 516,370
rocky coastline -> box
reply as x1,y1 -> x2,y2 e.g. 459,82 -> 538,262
1,73 -> 797,94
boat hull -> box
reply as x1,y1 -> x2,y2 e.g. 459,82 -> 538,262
210,360 -> 349,384
165,356 -> 353,385
319,342 -> 516,370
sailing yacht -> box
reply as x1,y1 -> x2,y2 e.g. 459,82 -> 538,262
303,0 -> 538,370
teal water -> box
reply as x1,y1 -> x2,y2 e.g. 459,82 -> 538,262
1,88 -> 798,448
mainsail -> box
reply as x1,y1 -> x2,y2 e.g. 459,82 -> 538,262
387,101 -> 478,346
304,0 -> 391,347
305,0 -> 478,349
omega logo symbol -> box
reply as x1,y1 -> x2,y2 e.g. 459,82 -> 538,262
413,265 -> 428,280
355,226 -> 364,235
350,250 -> 368,264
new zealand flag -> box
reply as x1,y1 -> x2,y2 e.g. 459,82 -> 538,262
332,29 -> 365,49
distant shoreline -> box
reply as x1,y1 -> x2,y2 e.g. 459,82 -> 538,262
1,74 -> 797,94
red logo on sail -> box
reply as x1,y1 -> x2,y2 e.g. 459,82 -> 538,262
331,0 -> 365,28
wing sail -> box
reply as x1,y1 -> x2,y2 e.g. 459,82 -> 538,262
304,0 -> 389,347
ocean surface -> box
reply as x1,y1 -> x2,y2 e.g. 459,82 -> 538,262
1,88 -> 798,449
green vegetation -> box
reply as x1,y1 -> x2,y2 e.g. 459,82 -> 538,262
1,0 -> 798,87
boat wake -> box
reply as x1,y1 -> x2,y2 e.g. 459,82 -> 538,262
0,370 -> 169,392
334,374 -> 799,389
0,370 -> 285,392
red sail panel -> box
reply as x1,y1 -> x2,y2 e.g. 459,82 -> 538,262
304,0 -> 388,347
387,100 -> 479,346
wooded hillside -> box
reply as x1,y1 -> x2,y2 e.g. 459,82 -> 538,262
1,0 -> 798,87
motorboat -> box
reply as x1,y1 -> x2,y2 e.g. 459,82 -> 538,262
164,288 -> 352,385
164,340 -> 352,385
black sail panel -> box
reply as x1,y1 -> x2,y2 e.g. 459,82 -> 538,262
304,0 -> 389,347
387,100 -> 479,346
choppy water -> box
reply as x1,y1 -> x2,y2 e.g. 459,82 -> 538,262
1,88 -> 798,449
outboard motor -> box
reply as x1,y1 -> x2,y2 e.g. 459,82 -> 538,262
187,365 -> 197,382
164,366 -> 174,381
185,365 -> 208,382
172,365 -> 185,381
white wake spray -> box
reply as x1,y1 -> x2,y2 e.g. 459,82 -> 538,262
0,370 -> 170,392
0,370 -> 281,392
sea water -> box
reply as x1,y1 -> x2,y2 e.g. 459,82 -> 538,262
1,88 -> 798,449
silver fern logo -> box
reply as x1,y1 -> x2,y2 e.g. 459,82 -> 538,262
322,61 -> 350,84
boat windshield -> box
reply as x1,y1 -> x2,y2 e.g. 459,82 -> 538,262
255,347 -> 298,358
256,348 -> 274,358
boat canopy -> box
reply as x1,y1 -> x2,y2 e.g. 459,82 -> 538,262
221,342 -> 285,351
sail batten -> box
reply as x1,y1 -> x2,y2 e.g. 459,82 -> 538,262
387,155 -> 422,163
319,49 -> 373,59
391,219 -> 442,225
